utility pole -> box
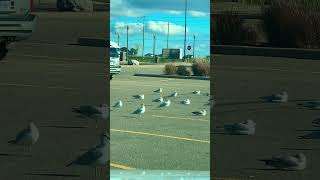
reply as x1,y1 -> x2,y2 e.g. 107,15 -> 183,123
153,34 -> 156,59
117,33 -> 120,46
167,21 -> 169,49
183,0 -> 187,62
126,25 -> 129,58
142,16 -> 145,59
193,34 -> 195,59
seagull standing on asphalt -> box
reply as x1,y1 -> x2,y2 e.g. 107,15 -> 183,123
113,100 -> 123,108
268,91 -> 288,103
223,119 -> 256,135
181,99 -> 191,105
133,103 -> 146,117
66,133 -> 110,179
154,88 -> 162,93
170,91 -> 178,97
259,153 -> 306,171
193,90 -> 201,95
8,122 -> 39,157
133,94 -> 144,100
153,97 -> 164,103
72,104 -> 109,128
160,99 -> 171,107
192,110 -> 207,116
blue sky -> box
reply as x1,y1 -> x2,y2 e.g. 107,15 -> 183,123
110,0 -> 210,58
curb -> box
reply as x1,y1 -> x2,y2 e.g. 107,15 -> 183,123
134,73 -> 209,80
213,45 -> 320,60
77,37 -> 107,47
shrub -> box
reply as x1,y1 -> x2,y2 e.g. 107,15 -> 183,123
176,65 -> 192,76
262,0 -> 320,48
164,63 -> 176,75
192,61 -> 210,76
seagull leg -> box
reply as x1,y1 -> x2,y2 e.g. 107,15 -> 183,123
95,167 -> 98,180
95,119 -> 98,129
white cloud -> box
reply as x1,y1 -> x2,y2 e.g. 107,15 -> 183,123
114,22 -> 143,35
165,10 -> 183,15
147,21 -> 189,35
188,11 -> 208,17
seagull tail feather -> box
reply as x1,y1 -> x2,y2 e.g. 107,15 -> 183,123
66,161 -> 74,167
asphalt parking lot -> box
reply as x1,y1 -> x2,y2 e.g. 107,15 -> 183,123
0,12 -> 108,180
110,65 -> 210,171
213,54 -> 320,180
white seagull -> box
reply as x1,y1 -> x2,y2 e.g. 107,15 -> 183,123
154,88 -> 162,93
270,91 -> 288,103
192,110 -> 207,116
193,90 -> 201,95
153,97 -> 164,103
133,94 -> 144,100
66,133 -> 109,178
113,100 -> 123,108
8,122 -> 39,156
160,99 -> 171,107
133,103 -> 146,117
223,119 -> 256,135
259,153 -> 306,171
72,104 -> 109,128
169,91 -> 178,97
181,99 -> 191,105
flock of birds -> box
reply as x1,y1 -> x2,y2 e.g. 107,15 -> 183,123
112,88 -> 209,118
217,91 -> 311,171
7,104 -> 110,179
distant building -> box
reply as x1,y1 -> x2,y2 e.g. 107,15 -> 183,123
162,48 -> 183,60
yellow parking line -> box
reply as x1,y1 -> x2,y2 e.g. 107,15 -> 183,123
111,128 -> 210,144
110,163 -> 135,170
152,115 -> 209,122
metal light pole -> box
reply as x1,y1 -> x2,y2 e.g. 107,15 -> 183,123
126,25 -> 129,58
142,16 -> 145,59
193,35 -> 195,59
183,0 -> 187,62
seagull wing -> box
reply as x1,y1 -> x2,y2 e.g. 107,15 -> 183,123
66,148 -> 102,166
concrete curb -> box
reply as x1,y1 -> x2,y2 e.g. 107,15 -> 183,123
134,73 -> 209,80
213,45 -> 320,60
77,37 -> 107,47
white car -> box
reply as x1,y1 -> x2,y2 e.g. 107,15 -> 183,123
0,0 -> 37,60
110,41 -> 121,79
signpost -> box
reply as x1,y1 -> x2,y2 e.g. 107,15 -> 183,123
187,45 -> 191,63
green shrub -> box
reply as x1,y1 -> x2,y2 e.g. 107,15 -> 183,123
262,0 -> 320,48
192,61 -> 210,76
164,63 -> 176,75
176,65 -> 192,76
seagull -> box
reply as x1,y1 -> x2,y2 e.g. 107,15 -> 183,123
181,99 -> 191,105
259,153 -> 306,171
192,110 -> 207,116
169,92 -> 178,97
302,101 -> 320,110
8,122 -> 39,157
133,103 -> 145,117
262,91 -> 288,103
66,133 -> 109,179
154,88 -> 162,93
133,94 -> 144,100
223,119 -> 256,135
193,90 -> 201,95
72,104 -> 109,128
113,100 -> 123,108
160,99 -> 171,107
153,97 -> 164,103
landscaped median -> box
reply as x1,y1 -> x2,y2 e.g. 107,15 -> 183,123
134,60 -> 210,80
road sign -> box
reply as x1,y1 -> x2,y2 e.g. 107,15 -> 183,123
187,45 -> 191,50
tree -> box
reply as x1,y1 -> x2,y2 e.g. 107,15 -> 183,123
130,48 -> 138,56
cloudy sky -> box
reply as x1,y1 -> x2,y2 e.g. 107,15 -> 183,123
110,0 -> 210,58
